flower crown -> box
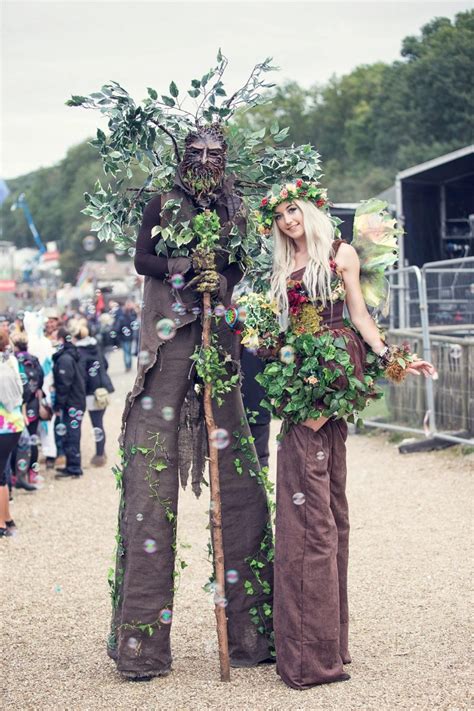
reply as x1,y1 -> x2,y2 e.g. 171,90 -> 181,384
255,179 -> 329,235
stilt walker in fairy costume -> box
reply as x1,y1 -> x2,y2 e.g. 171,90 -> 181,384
240,181 -> 437,689
68,52 -> 326,681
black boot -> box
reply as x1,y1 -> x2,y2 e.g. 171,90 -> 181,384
14,474 -> 37,491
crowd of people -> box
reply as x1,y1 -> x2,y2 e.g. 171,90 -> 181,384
0,296 -> 140,538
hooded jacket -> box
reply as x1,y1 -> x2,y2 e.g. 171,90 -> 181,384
75,336 -> 114,396
52,341 -> 86,410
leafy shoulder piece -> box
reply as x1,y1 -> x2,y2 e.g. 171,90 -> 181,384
351,199 -> 402,316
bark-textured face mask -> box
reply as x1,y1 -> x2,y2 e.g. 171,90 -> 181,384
181,125 -> 227,207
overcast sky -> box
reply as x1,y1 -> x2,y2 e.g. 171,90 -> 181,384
2,0 -> 472,179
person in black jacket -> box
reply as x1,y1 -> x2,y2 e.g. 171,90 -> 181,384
52,328 -> 86,478
113,300 -> 137,372
73,325 -> 114,467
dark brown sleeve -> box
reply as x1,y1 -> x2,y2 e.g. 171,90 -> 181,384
134,195 -> 169,279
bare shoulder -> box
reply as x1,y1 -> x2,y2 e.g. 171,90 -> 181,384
334,241 -> 360,270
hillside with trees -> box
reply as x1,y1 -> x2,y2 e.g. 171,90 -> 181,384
2,11 -> 472,282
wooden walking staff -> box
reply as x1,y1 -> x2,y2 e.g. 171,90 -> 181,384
202,290 -> 231,682
189,210 -> 231,682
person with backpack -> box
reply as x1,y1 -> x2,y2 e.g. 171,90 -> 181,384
73,324 -> 114,466
11,332 -> 45,488
0,331 -> 25,537
52,328 -> 86,478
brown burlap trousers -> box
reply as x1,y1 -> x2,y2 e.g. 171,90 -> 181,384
108,321 -> 273,678
274,419 -> 351,689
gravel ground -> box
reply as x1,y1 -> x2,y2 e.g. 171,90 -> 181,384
2,350 -> 472,710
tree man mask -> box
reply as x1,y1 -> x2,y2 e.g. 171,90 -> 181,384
180,125 -> 227,207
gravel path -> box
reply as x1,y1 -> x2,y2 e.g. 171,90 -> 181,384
2,351 -> 472,710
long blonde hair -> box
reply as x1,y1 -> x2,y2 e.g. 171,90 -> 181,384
270,199 -> 335,324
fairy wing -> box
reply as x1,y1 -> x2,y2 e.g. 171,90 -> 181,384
351,198 -> 402,316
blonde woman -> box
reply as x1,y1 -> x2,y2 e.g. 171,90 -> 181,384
260,182 -> 435,689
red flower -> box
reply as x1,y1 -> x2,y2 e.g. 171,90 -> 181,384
261,197 -> 268,207
316,199 -> 325,208
296,179 -> 303,188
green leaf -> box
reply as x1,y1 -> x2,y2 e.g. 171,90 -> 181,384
169,81 -> 179,98
147,87 -> 158,100
161,95 -> 175,107
154,460 -> 168,472
188,89 -> 200,98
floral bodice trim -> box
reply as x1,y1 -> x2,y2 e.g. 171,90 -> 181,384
287,260 -> 346,335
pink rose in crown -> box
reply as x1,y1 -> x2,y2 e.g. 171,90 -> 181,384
280,188 -> 288,199
296,179 -> 303,188
261,197 -> 268,207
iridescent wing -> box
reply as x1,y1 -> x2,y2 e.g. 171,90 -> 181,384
351,199 -> 402,316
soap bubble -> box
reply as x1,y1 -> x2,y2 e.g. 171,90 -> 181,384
70,420 -> 79,429
88,366 -> 98,377
210,429 -> 230,450
237,305 -> 248,322
226,569 -> 239,585
279,346 -> 295,364
31,462 -> 40,472
122,327 -> 131,337
136,513 -> 143,522
156,318 -> 176,341
292,492 -> 306,506
127,247 -> 136,258
130,320 -> 140,331
143,538 -> 157,554
93,427 -> 104,442
162,406 -> 175,422
214,304 -> 226,317
75,410 -> 84,421
316,450 -> 325,461
191,306 -> 201,316
170,273 -> 185,290
53,584 -> 62,593
113,244 -> 126,257
159,608 -> 172,624
127,637 -> 138,650
17,459 -> 28,472
68,407 -> 77,418
109,330 -> 117,340
214,594 -> 228,608
172,302 -> 186,315
82,235 -> 97,251
449,344 -> 462,360
27,409 -> 35,419
225,307 -> 238,327
138,350 -> 151,366
141,396 -> 153,411
55,423 -> 67,436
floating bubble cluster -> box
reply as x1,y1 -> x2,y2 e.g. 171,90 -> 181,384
156,318 -> 177,341
279,346 -> 295,364
210,429 -> 230,450
141,396 -> 153,411
292,492 -> 306,506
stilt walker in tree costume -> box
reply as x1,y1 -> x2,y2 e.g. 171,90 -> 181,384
68,52 -> 324,681
238,182 -> 437,689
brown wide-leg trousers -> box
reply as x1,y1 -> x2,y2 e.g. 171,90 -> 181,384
108,321 -> 273,678
274,419 -> 350,689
